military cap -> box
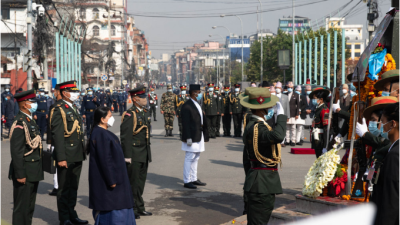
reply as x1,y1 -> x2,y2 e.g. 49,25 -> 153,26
239,87 -> 258,100
167,84 -> 172,89
240,88 -> 279,109
87,87 -> 93,91
38,88 -> 45,92
58,80 -> 79,92
309,87 -> 330,99
14,89 -> 38,102
215,86 -> 220,91
374,69 -> 399,91
180,86 -> 187,90
234,83 -> 241,88
364,96 -> 398,120
129,85 -> 147,98
207,83 -> 215,88
223,86 -> 230,91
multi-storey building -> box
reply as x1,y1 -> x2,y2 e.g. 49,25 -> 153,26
278,15 -> 311,34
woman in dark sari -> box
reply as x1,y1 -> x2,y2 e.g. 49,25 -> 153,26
88,107 -> 136,225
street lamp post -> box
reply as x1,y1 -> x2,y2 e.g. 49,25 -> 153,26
220,14 -> 243,84
210,34 -> 226,87
258,0 -> 263,83
212,25 -> 232,85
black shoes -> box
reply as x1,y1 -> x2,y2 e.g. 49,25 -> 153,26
216,134 -> 220,137
70,218 -> 88,224
135,214 -> 140,219
285,142 -> 290,145
191,179 -> 206,186
184,183 -> 197,189
165,130 -> 168,137
300,139 -> 304,144
296,142 -> 303,146
60,220 -> 73,225
169,130 -> 174,137
154,119 -> 157,121
138,211 -> 153,216
290,142 -> 296,146
49,188 -> 58,196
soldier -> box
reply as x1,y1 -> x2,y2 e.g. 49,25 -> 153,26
241,88 -> 286,225
51,81 -> 87,225
176,85 -> 190,139
34,89 -> 48,140
111,90 -> 119,113
214,86 -> 224,137
9,89 -> 44,225
222,86 -> 232,137
123,89 -> 128,111
201,83 -> 220,138
160,84 -> 177,137
230,84 -> 245,137
120,86 -> 152,220
81,87 -> 100,139
148,88 -> 158,121
106,90 -> 112,108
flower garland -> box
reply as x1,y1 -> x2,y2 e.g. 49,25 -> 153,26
302,139 -> 343,198
328,164 -> 348,196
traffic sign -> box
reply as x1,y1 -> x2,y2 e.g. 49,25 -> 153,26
101,74 -> 108,81
122,80 -> 127,85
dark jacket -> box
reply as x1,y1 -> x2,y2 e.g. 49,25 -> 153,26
4,99 -> 15,127
304,95 -> 316,118
299,95 -> 308,120
89,126 -> 134,211
287,92 -> 300,118
47,99 -> 63,145
181,98 -> 209,143
371,140 -> 399,225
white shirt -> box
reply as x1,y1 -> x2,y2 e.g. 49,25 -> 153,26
21,111 -> 32,120
251,114 -> 265,122
181,98 -> 205,153
63,99 -> 74,108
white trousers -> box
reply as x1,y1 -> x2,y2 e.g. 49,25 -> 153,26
286,124 -> 296,143
183,151 -> 200,184
51,146 -> 58,189
296,125 -> 304,143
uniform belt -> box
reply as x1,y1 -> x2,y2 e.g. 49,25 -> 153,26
86,109 -> 94,112
313,128 -> 324,134
39,110 -> 46,113
250,161 -> 278,171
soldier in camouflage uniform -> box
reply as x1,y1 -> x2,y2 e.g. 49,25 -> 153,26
176,86 -> 190,139
215,86 -> 224,137
160,84 -> 177,137
202,83 -> 220,138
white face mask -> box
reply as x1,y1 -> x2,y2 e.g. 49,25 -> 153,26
181,91 -> 186,95
5,89 -> 9,92
342,89 -> 348,94
68,92 -> 80,102
271,92 -> 276,95
107,116 -> 115,127
276,88 -> 282,94
88,91 -> 93,95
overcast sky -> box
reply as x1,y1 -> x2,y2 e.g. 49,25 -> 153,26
127,0 -> 392,59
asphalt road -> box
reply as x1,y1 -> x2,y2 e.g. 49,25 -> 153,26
1,88 -> 338,225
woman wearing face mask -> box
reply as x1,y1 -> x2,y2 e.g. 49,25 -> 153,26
88,107 -> 136,224
309,88 -> 330,158
369,103 -> 399,225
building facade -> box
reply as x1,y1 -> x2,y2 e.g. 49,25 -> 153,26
278,16 -> 311,34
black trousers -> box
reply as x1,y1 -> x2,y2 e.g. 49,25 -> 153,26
119,102 -> 125,116
127,161 -> 148,214
84,112 -> 94,137
223,113 -> 232,135
36,112 -> 47,139
112,101 -> 118,112
206,115 -> 217,138
245,192 -> 275,225
150,105 -> 157,120
123,101 -> 127,111
312,134 -> 324,158
232,113 -> 243,136
13,179 -> 39,225
216,115 -> 222,136
57,161 -> 82,222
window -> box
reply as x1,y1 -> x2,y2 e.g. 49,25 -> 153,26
358,29 -> 361,33
346,44 -> 352,49
355,37 -> 358,40
346,36 -> 350,40
355,44 -> 361,49
79,9 -> 86,20
338,22 -> 340,25
1,8 -> 10,20
92,25 -> 99,36
111,25 -> 116,36
93,8 -> 99,19
355,52 -> 361,57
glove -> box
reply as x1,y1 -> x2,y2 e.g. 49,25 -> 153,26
187,138 -> 192,146
332,100 -> 340,113
125,158 -> 132,164
334,134 -> 343,143
322,148 -> 328,154
156,106 -> 158,108
275,102 -> 284,115
47,144 -> 51,152
356,118 -> 368,137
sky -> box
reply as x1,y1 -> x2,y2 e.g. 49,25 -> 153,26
126,0 -> 392,59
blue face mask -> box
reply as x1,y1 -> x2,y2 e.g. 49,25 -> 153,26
306,91 -> 312,95
4,98 -> 8,101
88,91 -> 93,95
209,88 -> 214,92
312,99 -> 318,106
181,91 -> 186,95
381,121 -> 392,140
287,88 -> 293,92
350,91 -> 356,98
295,91 -> 301,95
235,88 -> 239,92
28,102 -> 38,113
381,91 -> 390,97
81,93 -> 86,96
196,93 -> 202,101
264,108 -> 274,121
368,121 -> 382,137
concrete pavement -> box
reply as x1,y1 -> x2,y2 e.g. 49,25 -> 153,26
1,89 -> 337,225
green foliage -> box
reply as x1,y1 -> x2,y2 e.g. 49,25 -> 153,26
335,164 -> 344,178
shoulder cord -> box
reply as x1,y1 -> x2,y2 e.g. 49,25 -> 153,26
9,120 -> 42,156
229,93 -> 236,104
243,113 -> 248,129
253,122 -> 282,167
176,95 -> 185,107
131,110 -> 149,139
203,93 -> 210,105
58,108 -> 81,137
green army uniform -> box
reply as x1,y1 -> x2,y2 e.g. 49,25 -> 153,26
148,91 -> 158,121
120,104 -> 152,215
160,89 -> 177,137
51,99 -> 85,223
222,92 -> 232,136
215,90 -> 224,137
176,92 -> 190,139
9,108 -> 44,225
230,92 -> 245,137
202,91 -> 220,138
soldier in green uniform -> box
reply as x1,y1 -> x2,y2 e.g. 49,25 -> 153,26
222,86 -> 232,137
230,84 -> 246,137
176,85 -> 190,139
202,83 -> 220,138
241,88 -> 287,225
120,86 -> 153,219
51,81 -> 87,225
9,89 -> 44,225
160,84 -> 177,137
214,86 -> 224,137
148,88 -> 158,121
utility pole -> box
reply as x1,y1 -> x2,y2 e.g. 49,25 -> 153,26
15,10 -> 18,90
27,0 -> 33,89
367,0 -> 376,42
121,39 -> 124,88
44,44 -> 48,80
258,0 -> 263,83
292,0 -> 295,84
108,0 -> 112,88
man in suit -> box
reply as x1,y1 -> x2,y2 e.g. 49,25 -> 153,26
275,82 -> 290,147
296,85 -> 307,145
181,84 -> 209,189
285,81 -> 300,146
303,85 -> 316,143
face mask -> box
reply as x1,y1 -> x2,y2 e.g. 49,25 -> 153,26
4,98 -> 8,101
167,89 -> 172,92
151,91 -> 154,94
276,89 -> 281,94
306,91 -> 311,95
342,89 -> 348,94
196,93 -> 202,101
181,91 -> 186,95
235,88 -> 239,92
328,93 -> 331,97
209,88 -> 214,92
225,91 -> 229,94
88,91 -> 93,95
350,91 -> 357,98
381,121 -> 393,140
295,91 -> 301,95
287,88 -> 293,93
107,116 -> 115,127
381,91 -> 390,97
368,121 -> 382,137
68,92 -> 80,102
312,99 -> 318,106
271,92 -> 276,95
81,93 -> 86,96
264,108 -> 274,121
5,89 -> 9,92
40,92 -> 45,96
283,91 -> 288,94
28,102 -> 38,113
